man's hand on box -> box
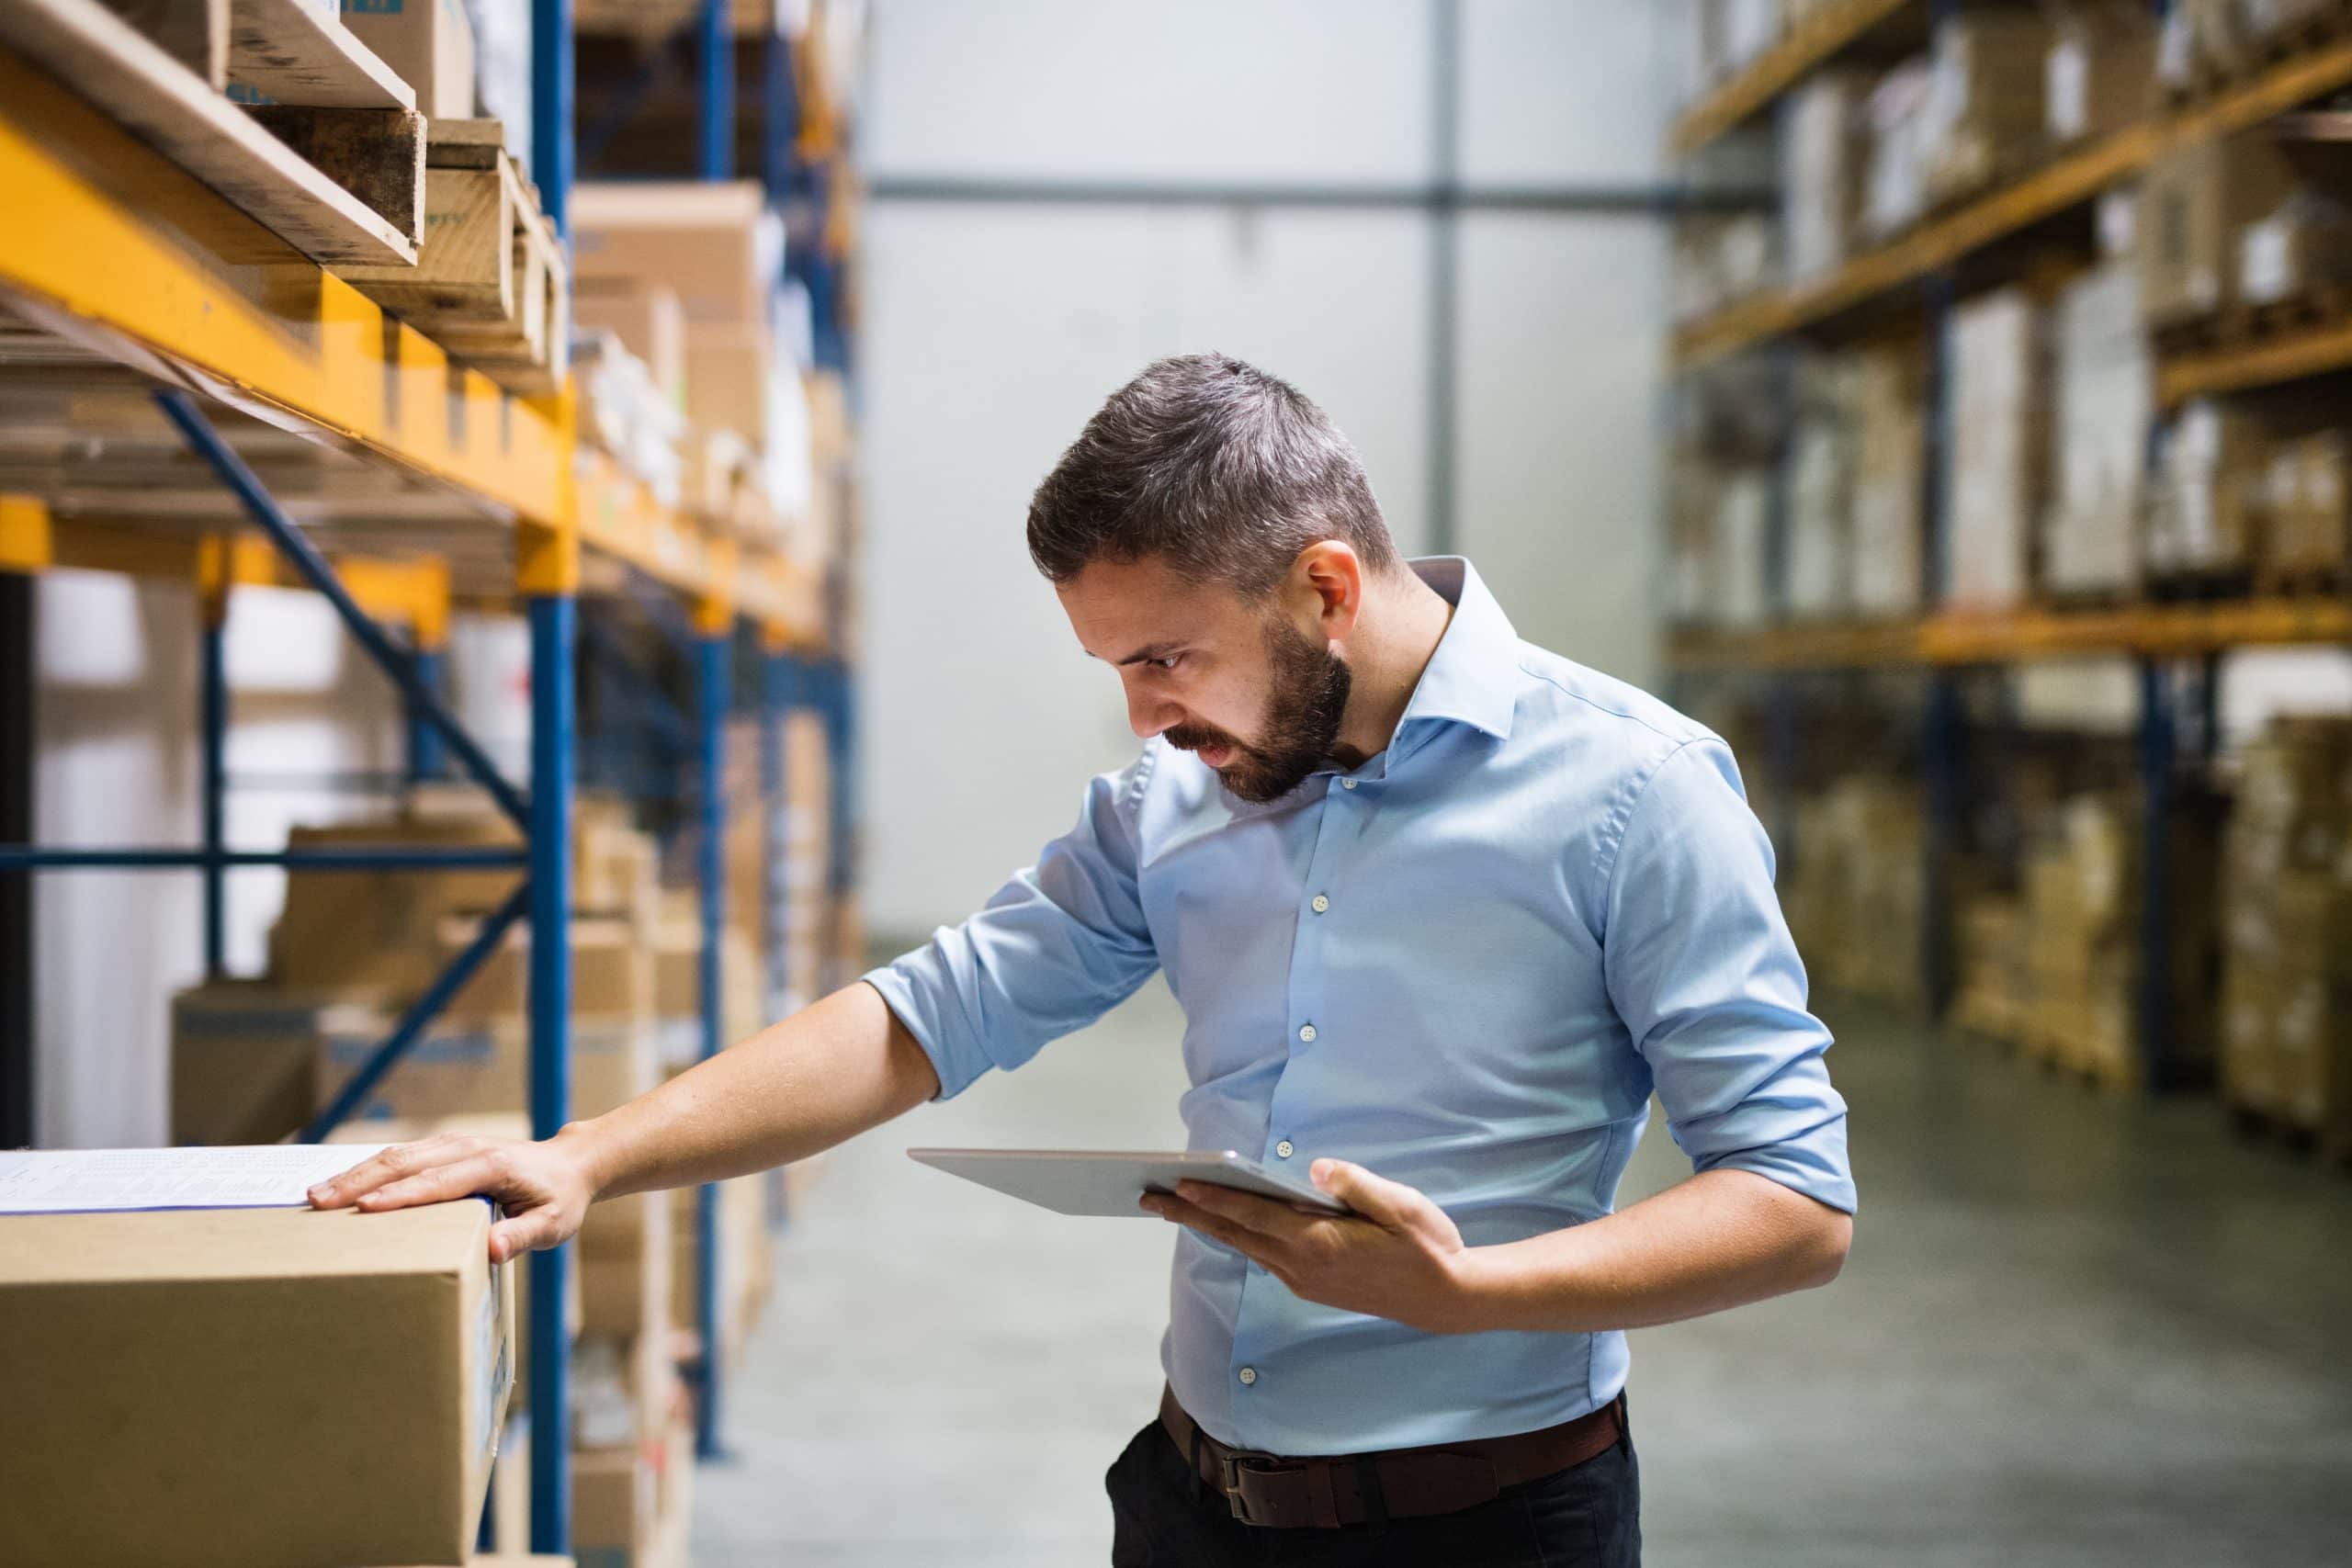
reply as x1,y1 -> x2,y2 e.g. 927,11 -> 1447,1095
307,1129 -> 599,1262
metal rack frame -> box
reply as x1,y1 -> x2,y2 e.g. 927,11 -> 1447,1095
0,0 -> 854,1551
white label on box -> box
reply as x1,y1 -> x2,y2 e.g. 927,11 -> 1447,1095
2241,218 -> 2291,306
2049,39 -> 2087,141
0,1145 -> 390,1213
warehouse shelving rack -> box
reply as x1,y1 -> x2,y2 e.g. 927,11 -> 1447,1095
1663,10 -> 2352,1092
0,0 -> 854,1552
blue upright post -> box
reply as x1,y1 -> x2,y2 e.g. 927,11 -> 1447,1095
409,649 -> 447,784
199,607 -> 228,978
2138,660 -> 2176,1090
526,595 -> 575,1556
699,0 -> 732,180
695,626 -> 729,1459
533,0 -> 574,239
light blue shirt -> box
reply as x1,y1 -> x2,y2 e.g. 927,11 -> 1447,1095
866,558 -> 1855,1455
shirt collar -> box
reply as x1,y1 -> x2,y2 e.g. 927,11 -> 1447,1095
1390,557 -> 1521,746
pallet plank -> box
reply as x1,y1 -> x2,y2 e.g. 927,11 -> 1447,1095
0,0 -> 416,265
228,0 -> 413,109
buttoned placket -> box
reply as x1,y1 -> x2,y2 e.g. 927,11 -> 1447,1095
1227,771 -> 1372,1433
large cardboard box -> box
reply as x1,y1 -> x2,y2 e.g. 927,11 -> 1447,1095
1920,14 -> 2052,207
684,321 -> 773,441
575,281 -> 686,412
0,1201 -> 513,1568
572,1442 -> 659,1568
341,0 -> 478,118
2046,5 -> 2157,145
2140,134 -> 2300,325
170,980 -> 367,1145
1943,288 -> 2048,611
2044,262 -> 2149,597
319,1015 -> 658,1125
572,181 -> 782,325
441,915 -> 656,1025
1782,71 -> 1872,281
1850,344 -> 1925,615
580,1185 -> 673,1339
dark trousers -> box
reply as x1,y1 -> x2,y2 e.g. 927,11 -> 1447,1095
1103,1406 -> 1641,1567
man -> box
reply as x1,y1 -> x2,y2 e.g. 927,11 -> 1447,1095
314,354 -> 1855,1566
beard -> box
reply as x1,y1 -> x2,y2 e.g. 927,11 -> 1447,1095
1163,615 -> 1354,805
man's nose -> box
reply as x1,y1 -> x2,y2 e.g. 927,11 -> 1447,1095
1125,685 -> 1181,739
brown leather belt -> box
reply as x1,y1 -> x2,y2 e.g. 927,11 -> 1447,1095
1157,1382 -> 1625,1529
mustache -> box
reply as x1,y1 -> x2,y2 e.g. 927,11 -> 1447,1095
1163,725 -> 1245,756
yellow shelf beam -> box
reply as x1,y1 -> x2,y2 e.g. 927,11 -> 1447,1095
0,46 -> 827,644
1669,598 -> 2352,671
1673,39 -> 2352,369
2159,316 -> 2352,404
1669,0 -> 1916,156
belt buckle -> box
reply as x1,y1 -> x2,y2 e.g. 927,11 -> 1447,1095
1216,1450 -> 1303,1525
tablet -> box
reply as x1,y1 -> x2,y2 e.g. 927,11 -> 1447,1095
906,1146 -> 1351,1218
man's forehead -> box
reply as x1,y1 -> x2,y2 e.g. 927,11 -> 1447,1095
1058,558 -> 1238,659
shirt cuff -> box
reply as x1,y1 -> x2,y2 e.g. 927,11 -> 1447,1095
861,947 -> 991,1103
1695,1112 -> 1858,1215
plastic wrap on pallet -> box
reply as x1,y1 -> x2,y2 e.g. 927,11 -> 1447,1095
1861,61 -> 1934,242
1942,288 -> 2048,611
2044,263 -> 2150,598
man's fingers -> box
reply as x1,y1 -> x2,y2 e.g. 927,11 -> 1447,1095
354,1153 -> 503,1213
1147,1193 -> 1290,1269
1173,1179 -> 1306,1237
1309,1159 -> 1412,1224
489,1212 -> 557,1263
308,1134 -> 459,1209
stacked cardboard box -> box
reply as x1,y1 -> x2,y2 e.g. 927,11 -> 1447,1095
1861,61 -> 1936,241
1951,893 -> 2031,1042
2020,791 -> 2222,1088
2044,262 -> 2151,598
2262,427 -> 2352,583
0,1201 -> 512,1567
668,1170 -> 773,1370
1919,14 -> 2053,209
2149,399 -> 2267,577
1786,355 -> 1857,620
2140,134 -> 2301,327
1781,778 -> 1926,1007
1851,343 -> 1926,615
2045,5 -> 2158,147
1944,288 -> 2049,611
2220,717 -> 2352,1136
1783,72 -> 1874,282
572,1409 -> 694,1568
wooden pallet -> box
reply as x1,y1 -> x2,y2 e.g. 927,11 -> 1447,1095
338,119 -> 571,399
1,0 -> 422,265
2145,565 -> 2259,603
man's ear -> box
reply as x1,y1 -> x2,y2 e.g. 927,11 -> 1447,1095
1291,541 -> 1364,643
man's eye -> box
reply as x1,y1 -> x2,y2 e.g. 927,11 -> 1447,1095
1154,655 -> 1182,671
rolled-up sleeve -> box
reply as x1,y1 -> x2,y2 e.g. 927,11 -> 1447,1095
862,754 -> 1161,1100
1601,739 -> 1857,1213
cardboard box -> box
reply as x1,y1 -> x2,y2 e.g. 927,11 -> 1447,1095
580,1186 -> 673,1339
667,1172 -> 768,1357
2139,134 -> 2301,325
1782,71 -> 1873,281
341,0 -> 478,118
2046,5 -> 2157,145
0,1201 -> 513,1568
684,320 -> 773,442
572,182 -> 782,326
2150,399 -> 2267,575
170,980 -> 365,1145
441,916 -> 655,1024
575,282 -> 686,411
572,1442 -> 659,1568
320,1015 -> 658,1126
1850,344 -> 1925,615
1921,14 -> 2053,207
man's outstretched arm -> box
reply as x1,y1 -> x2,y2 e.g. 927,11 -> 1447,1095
308,981 -> 938,1260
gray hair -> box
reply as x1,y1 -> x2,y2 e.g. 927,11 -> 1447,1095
1026,353 -> 1400,595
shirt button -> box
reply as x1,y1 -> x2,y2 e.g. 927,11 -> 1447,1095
1297,1024 -> 1316,1043
1340,778 -> 1358,790
1311,894 -> 1329,914
1238,1367 -> 1258,1386
1275,1140 -> 1295,1159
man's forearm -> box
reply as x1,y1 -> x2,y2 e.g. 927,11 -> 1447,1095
1450,1168 -> 1851,1336
563,981 -> 939,1202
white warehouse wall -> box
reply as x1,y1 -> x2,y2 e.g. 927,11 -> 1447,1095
857,0 -> 1679,938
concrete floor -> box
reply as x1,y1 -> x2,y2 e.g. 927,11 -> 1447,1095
692,982 -> 2352,1566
